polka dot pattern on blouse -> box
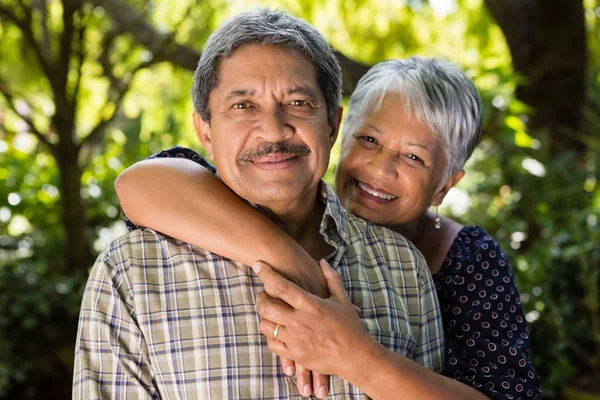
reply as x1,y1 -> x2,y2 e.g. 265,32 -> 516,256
433,226 -> 542,399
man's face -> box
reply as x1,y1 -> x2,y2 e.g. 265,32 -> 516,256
194,44 -> 341,208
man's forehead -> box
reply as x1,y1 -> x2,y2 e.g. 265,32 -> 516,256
216,45 -> 319,86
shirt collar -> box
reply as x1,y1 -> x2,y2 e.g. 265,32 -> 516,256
316,181 -> 351,248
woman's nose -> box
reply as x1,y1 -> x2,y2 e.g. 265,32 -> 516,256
367,149 -> 398,180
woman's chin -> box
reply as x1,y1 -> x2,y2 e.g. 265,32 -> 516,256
347,203 -> 390,225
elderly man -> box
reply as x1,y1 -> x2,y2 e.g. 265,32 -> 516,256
73,8 -> 443,399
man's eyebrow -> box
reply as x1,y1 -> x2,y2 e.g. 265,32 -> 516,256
224,88 -> 255,102
287,87 -> 320,99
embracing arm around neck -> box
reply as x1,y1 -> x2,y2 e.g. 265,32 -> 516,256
114,157 -> 328,298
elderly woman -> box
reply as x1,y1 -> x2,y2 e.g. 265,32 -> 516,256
115,57 -> 541,399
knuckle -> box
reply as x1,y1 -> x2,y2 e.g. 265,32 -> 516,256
276,280 -> 291,298
257,302 -> 268,316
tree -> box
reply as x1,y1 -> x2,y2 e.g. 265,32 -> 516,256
484,0 -> 588,155
0,0 -> 202,273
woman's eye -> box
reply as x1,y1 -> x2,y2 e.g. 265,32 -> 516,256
407,154 -> 425,164
360,136 -> 378,144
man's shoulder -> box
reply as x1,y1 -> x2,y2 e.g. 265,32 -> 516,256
97,228 -> 199,267
104,227 -> 173,251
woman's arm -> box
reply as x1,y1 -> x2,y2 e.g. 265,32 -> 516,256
115,157 -> 328,298
254,260 -> 490,400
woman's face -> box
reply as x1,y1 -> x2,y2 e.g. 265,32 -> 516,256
335,93 -> 456,229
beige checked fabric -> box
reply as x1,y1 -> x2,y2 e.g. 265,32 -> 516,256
73,182 -> 444,399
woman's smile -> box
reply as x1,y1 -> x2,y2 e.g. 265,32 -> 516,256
355,180 -> 398,203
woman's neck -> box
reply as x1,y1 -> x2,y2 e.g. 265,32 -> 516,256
388,211 -> 463,275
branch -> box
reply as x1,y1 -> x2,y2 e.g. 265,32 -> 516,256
0,122 -> 19,139
90,0 -> 372,94
0,3 -> 54,81
0,81 -> 52,148
98,28 -> 124,91
52,0 -> 80,121
90,0 -> 201,70
69,8 -> 87,121
32,0 -> 52,52
333,50 -> 372,95
79,58 -> 154,164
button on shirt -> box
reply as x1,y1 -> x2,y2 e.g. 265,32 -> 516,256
73,182 -> 444,399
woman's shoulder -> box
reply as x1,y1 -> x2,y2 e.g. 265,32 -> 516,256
124,146 -> 216,231
148,146 -> 216,173
439,225 -> 511,277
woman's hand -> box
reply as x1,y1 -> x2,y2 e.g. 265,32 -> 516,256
253,259 -> 378,398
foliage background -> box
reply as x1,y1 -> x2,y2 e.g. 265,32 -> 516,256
0,0 -> 599,398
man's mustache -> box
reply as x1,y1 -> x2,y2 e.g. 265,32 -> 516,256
237,141 -> 311,162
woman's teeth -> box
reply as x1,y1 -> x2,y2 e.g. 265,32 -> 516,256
358,181 -> 397,200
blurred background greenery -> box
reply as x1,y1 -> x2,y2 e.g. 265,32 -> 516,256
0,0 -> 598,398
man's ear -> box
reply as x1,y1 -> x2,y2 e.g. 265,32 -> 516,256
328,106 -> 344,146
431,169 -> 465,206
193,112 -> 213,160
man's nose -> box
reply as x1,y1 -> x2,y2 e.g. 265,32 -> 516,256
255,107 -> 295,142
367,149 -> 398,180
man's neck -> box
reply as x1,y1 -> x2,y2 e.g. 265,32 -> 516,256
260,190 -> 331,261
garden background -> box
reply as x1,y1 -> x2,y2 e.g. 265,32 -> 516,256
0,0 -> 599,398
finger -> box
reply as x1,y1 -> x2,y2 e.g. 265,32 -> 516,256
256,292 -> 294,323
295,364 -> 312,397
319,259 -> 354,307
259,318 -> 288,343
353,304 -> 361,315
265,337 -> 290,359
280,357 -> 295,376
312,372 -> 330,399
252,261 -> 309,309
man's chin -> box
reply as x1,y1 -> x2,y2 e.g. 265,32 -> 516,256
241,183 -> 315,207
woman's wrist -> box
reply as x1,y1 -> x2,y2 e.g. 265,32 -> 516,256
256,233 -> 328,298
338,332 -> 385,385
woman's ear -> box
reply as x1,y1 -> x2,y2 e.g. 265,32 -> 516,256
193,112 -> 213,160
431,169 -> 465,206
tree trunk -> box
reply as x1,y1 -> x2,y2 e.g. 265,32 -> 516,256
483,0 -> 588,154
54,143 -> 93,273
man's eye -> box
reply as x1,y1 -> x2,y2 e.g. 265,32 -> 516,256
232,102 -> 252,110
289,99 -> 310,107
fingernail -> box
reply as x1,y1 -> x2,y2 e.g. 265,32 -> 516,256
317,386 -> 328,398
285,366 -> 294,376
252,262 -> 261,273
303,384 -> 311,396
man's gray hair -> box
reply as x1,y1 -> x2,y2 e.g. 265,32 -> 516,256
192,8 -> 342,123
342,57 -> 483,185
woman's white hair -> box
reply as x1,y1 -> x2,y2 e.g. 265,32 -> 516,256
342,57 -> 483,187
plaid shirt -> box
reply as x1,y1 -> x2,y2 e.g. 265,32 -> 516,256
73,182 -> 444,399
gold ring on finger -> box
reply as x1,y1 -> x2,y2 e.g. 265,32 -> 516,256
273,323 -> 282,340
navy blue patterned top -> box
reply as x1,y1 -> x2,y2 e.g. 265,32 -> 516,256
124,147 -> 541,399
433,226 -> 541,399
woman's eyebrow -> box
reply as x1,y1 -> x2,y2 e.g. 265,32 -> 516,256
365,124 -> 382,133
